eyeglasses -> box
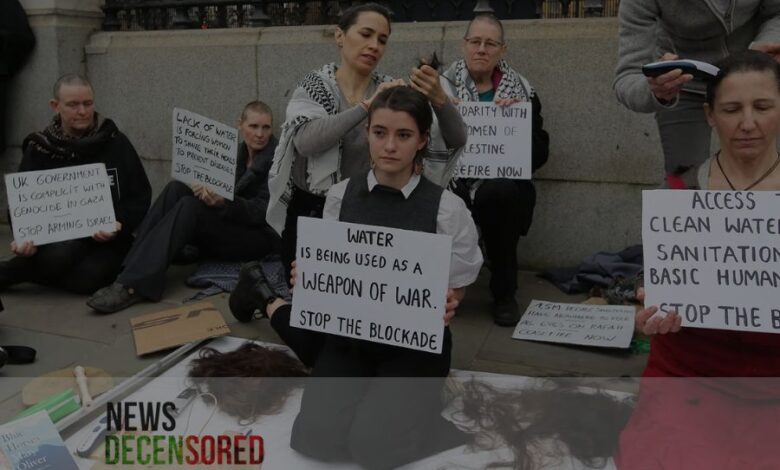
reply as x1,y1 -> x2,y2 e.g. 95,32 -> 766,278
464,37 -> 503,51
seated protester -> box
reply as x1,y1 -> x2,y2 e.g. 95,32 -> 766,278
87,101 -> 280,313
440,14 -> 550,326
266,3 -> 467,278
250,87 -> 482,469
0,74 -> 151,294
617,51 -> 780,469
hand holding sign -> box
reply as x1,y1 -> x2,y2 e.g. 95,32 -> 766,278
495,97 -> 521,107
192,184 -> 226,208
444,288 -> 464,326
92,222 -> 122,243
634,288 -> 682,336
10,240 -> 36,257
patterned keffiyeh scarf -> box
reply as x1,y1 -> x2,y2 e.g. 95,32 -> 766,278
23,113 -> 115,161
443,59 -> 533,102
441,59 -> 535,195
266,63 -> 392,234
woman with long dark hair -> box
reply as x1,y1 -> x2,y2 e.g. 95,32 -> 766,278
258,86 -> 481,469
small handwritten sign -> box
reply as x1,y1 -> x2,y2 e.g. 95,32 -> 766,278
454,102 -> 532,180
171,108 -> 238,200
5,163 -> 116,246
292,217 -> 452,353
512,300 -> 634,348
643,190 -> 780,334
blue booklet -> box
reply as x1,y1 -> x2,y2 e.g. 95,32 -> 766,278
0,411 -> 78,470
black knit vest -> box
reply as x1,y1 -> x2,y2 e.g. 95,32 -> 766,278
339,172 -> 442,233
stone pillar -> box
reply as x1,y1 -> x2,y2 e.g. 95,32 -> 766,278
1,0 -> 103,221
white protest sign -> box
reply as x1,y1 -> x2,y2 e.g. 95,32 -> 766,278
643,190 -> 780,334
171,108 -> 238,200
454,101 -> 532,180
512,300 -> 634,348
292,217 -> 452,353
5,163 -> 116,246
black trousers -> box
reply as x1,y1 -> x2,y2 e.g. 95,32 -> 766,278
458,179 -> 536,301
0,237 -> 132,294
280,187 -> 326,281
271,305 -> 464,469
117,181 -> 277,301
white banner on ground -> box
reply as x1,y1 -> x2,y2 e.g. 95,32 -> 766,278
454,101 -> 532,180
292,217 -> 452,353
5,163 -> 116,246
642,190 -> 780,333
512,300 -> 634,348
171,108 -> 238,200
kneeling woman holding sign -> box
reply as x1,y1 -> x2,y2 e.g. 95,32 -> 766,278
618,51 -> 780,469
260,87 -> 482,468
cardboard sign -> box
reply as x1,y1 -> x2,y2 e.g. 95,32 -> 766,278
512,300 -> 634,348
454,102 -> 532,180
643,190 -> 780,333
5,163 -> 116,246
130,302 -> 230,356
171,108 -> 238,200
292,217 -> 452,353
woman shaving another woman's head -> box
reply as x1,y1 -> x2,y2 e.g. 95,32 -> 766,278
264,2 -> 467,276
639,50 -> 780,338
619,51 -> 780,469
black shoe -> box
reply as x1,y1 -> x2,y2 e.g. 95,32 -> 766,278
229,262 -> 277,322
493,297 -> 521,326
86,282 -> 145,314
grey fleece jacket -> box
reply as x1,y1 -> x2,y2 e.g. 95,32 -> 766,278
614,0 -> 780,113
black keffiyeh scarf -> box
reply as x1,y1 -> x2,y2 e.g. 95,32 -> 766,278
23,113 -> 117,161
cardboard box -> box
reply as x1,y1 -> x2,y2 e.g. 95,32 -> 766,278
130,302 -> 230,356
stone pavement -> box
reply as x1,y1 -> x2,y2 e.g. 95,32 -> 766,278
0,225 -> 647,420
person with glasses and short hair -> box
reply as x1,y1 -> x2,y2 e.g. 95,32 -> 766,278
440,13 -> 550,326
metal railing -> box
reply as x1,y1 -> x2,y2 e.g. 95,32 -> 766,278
539,0 -> 619,19
102,0 -> 619,31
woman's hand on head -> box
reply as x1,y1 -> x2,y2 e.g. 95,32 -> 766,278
647,53 -> 693,103
634,287 -> 683,336
363,79 -> 407,110
750,42 -> 780,63
409,64 -> 448,108
10,240 -> 37,257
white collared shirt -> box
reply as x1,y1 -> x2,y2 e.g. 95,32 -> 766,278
324,171 -> 483,288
